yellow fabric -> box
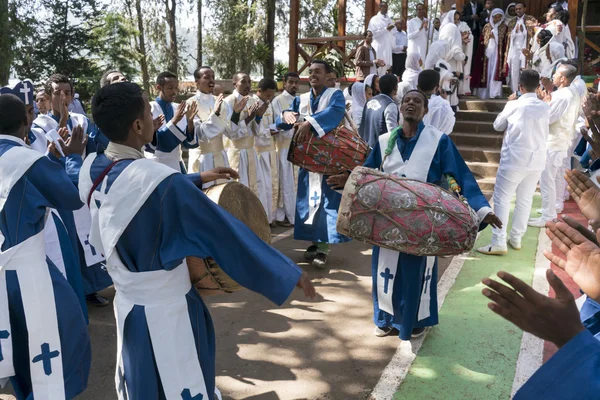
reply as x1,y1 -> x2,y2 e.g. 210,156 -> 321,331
229,136 -> 258,194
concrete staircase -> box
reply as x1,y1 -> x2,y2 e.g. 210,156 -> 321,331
452,98 -> 508,198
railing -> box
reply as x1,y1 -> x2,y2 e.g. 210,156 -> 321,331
291,35 -> 364,74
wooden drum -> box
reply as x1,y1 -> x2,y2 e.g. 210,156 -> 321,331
187,181 -> 271,296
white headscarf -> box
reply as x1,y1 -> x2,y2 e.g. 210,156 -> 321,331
401,53 -> 422,90
364,73 -> 377,89
440,10 -> 457,31
351,82 -> 367,127
439,23 -> 463,52
504,3 -> 516,24
486,9 -> 505,59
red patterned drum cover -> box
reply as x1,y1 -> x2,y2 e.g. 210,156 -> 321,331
337,167 -> 479,256
287,125 -> 370,176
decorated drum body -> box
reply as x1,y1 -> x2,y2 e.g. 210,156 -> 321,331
337,167 -> 479,256
288,126 -> 370,175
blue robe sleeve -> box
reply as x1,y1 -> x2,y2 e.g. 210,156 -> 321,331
28,157 -> 84,211
514,329 -> 600,399
364,141 -> 383,169
146,124 -> 195,153
159,175 -> 302,305
275,96 -> 300,131
305,91 -> 346,137
46,152 -> 83,185
87,122 -> 110,152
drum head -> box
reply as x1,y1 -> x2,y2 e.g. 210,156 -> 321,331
204,181 -> 272,244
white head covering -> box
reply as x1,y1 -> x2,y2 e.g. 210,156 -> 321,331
401,53 -> 422,90
505,3 -> 516,24
440,10 -> 457,31
364,74 -> 377,89
439,23 -> 463,58
486,9 -> 505,59
490,8 -> 505,27
351,82 -> 367,127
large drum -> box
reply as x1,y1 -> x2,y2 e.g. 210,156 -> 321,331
287,117 -> 370,176
336,167 -> 479,257
187,181 -> 271,296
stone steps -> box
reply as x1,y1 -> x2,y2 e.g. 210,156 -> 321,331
465,161 -> 499,181
455,110 -> 498,122
459,98 -> 507,112
457,145 -> 501,164
451,132 -> 504,148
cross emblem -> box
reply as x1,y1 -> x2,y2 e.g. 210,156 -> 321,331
423,271 -> 432,294
20,83 -> 31,105
181,388 -> 203,400
118,367 -> 128,400
84,234 -> 97,256
380,268 -> 394,294
0,330 -> 10,362
310,191 -> 320,208
32,342 -> 60,376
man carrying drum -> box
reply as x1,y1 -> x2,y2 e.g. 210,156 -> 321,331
275,59 -> 350,268
329,90 -> 502,339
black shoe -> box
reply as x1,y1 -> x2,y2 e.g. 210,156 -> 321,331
277,220 -> 293,227
304,245 -> 318,261
86,293 -> 110,307
411,327 -> 426,338
311,252 -> 328,269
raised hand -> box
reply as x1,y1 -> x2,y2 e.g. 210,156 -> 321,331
200,167 -> 239,183
544,220 -> 600,302
172,101 -> 187,124
565,170 -> 600,223
326,171 -> 350,190
186,101 -> 198,123
59,92 -> 69,128
214,94 -> 224,116
256,100 -> 269,117
153,115 -> 165,131
247,102 -> 260,119
283,111 -> 299,125
57,127 -> 70,141
296,271 -> 317,300
62,125 -> 88,156
482,270 -> 585,348
233,96 -> 249,114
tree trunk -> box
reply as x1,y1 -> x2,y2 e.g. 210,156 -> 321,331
264,0 -> 275,78
0,0 -> 10,85
135,0 -> 151,92
197,0 -> 202,65
166,0 -> 178,73
578,0 -> 588,73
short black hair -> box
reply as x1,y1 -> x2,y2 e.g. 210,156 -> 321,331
156,71 -> 178,86
258,78 -> 277,91
538,29 -> 553,47
284,72 -> 300,82
379,74 -> 398,96
92,82 -> 146,143
417,70 -> 441,92
310,59 -> 331,74
514,1 -> 526,7
193,66 -> 213,80
557,9 -> 569,25
233,72 -> 249,82
0,94 -> 27,136
100,69 -> 121,87
363,30 -> 372,37
403,89 -> 429,108
45,73 -> 72,95
519,69 -> 541,92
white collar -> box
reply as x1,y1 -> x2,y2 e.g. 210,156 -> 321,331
105,142 -> 145,162
0,134 -> 28,147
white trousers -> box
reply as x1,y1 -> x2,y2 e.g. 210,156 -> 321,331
508,55 -> 522,94
540,149 -> 568,221
256,151 -> 274,223
492,167 -> 542,246
275,147 -> 297,224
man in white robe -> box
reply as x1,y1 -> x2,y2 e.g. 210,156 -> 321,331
186,66 -> 243,188
505,3 -> 535,94
407,3 -> 429,63
478,70 -> 549,254
367,1 -> 394,76
223,72 -> 267,196
253,78 -> 278,225
418,70 -> 456,134
529,64 -> 581,227
271,73 -> 300,226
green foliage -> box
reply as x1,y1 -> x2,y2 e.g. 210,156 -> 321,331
315,47 -> 345,78
275,61 -> 288,80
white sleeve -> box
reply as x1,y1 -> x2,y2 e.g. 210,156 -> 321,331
493,103 -> 513,132
548,95 -> 570,125
384,102 -> 399,132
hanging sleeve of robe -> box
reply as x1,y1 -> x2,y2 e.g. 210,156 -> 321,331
471,23 -> 508,89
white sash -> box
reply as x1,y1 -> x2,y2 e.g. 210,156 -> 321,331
376,126 -> 443,318
79,156 -> 211,400
298,89 -> 340,225
147,101 -> 188,172
0,146 -> 66,399
44,210 -> 67,278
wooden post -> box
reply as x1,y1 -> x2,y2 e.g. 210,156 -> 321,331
337,0 -> 346,49
455,0 -> 463,14
402,0 -> 408,23
365,0 -> 380,29
289,0 -> 300,72
569,0 -> 579,42
578,0 -> 588,72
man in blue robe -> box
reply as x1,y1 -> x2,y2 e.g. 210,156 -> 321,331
275,59 -> 350,268
0,93 -> 91,399
84,82 -> 316,399
331,90 -> 500,339
30,73 -> 113,307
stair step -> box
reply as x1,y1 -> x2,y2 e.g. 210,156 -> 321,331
476,177 -> 497,192
454,120 -> 498,134
457,146 -> 501,164
466,161 -> 499,180
451,132 -> 503,148
455,110 -> 499,122
459,98 -> 507,112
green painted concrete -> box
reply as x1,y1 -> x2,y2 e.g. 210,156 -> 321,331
394,197 -> 542,400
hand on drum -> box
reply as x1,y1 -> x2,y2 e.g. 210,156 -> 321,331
200,167 -> 239,183
483,212 -> 502,229
326,171 -> 349,190
283,111 -> 299,125
295,121 -> 313,143
296,272 -> 316,300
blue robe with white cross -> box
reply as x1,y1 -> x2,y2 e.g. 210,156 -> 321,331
514,328 -> 600,399
84,152 -> 302,399
275,88 -> 351,243
0,138 -> 91,399
363,122 -> 490,340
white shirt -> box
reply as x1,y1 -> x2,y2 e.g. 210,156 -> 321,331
494,93 -> 550,170
392,29 -> 408,54
509,16 -> 528,57
423,95 -> 456,134
368,12 -> 394,67
369,48 -> 378,75
407,17 -> 428,59
547,87 -> 581,151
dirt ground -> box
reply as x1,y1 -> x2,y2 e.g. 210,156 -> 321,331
1,227 -> 452,400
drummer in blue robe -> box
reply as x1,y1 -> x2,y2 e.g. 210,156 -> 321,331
30,73 -> 113,307
275,59 -> 350,268
0,94 -> 91,399
84,82 -> 316,399
331,90 -> 501,339
0,80 -> 88,317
